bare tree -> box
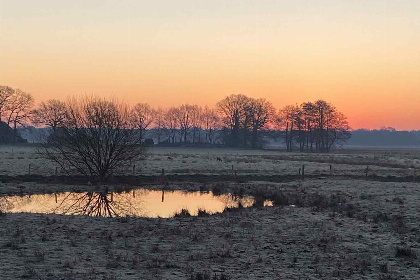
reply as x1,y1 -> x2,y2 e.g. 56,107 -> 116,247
0,85 -> 15,122
278,100 -> 351,152
201,106 -> 220,144
216,94 -> 250,147
4,89 -> 34,142
190,106 -> 202,143
152,107 -> 166,144
163,107 -> 180,143
42,97 -> 144,182
326,111 -> 351,151
176,104 -> 197,143
131,103 -> 154,142
246,98 -> 275,148
278,105 -> 300,152
31,99 -> 67,132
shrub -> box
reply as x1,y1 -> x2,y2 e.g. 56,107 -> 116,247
173,208 -> 191,218
197,208 -> 210,217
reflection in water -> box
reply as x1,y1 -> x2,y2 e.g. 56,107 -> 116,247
0,189 -> 261,218
52,191 -> 142,217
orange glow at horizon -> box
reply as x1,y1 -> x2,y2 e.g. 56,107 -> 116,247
1,0 -> 419,130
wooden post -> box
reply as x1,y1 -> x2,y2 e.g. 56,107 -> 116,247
161,168 -> 165,176
329,165 -> 332,175
365,166 -> 369,178
301,165 -> 305,180
28,164 -> 31,175
234,170 -> 237,178
298,168 -> 301,176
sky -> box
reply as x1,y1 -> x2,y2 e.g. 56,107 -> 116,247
0,0 -> 419,130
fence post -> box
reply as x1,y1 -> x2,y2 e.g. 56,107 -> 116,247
330,165 -> 333,176
302,165 -> 305,180
28,164 -> 31,175
365,166 -> 369,178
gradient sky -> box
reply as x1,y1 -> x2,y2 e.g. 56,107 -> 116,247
1,0 -> 419,130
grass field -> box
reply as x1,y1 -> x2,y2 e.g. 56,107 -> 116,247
0,145 -> 419,279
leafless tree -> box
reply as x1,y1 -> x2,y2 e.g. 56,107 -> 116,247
3,89 -> 34,142
278,100 -> 350,152
216,94 -> 250,146
0,85 -> 15,122
131,102 -> 155,142
190,106 -> 202,143
163,107 -> 179,143
201,106 -> 220,144
31,99 -> 67,132
246,98 -> 275,148
176,104 -> 197,143
151,107 -> 166,144
42,97 -> 144,182
277,105 -> 301,152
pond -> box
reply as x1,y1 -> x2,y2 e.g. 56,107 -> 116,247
0,189 -> 271,218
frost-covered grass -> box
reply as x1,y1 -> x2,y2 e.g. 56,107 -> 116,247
0,145 -> 419,178
0,145 -> 419,279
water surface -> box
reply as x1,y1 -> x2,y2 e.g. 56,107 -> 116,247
0,189 -> 264,218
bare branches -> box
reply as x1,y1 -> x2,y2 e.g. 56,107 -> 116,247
41,97 -> 145,182
278,100 -> 351,152
131,103 -> 155,141
31,99 -> 67,131
0,86 -> 34,143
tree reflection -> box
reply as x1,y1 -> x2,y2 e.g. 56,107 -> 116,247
52,191 -> 141,217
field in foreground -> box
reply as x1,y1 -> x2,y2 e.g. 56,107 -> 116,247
0,145 -> 419,279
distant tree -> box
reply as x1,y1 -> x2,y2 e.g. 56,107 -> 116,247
163,107 -> 179,143
278,100 -> 351,152
201,106 -> 220,144
152,107 -> 166,144
246,98 -> 275,148
277,105 -> 300,152
175,104 -> 197,143
216,94 -> 250,147
31,99 -> 67,132
325,111 -> 351,151
301,102 -> 317,152
191,106 -> 202,143
0,85 -> 15,122
4,89 -> 34,143
42,97 -> 143,182
131,103 -> 154,142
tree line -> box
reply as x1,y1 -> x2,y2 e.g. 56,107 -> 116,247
1,85 -> 351,151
